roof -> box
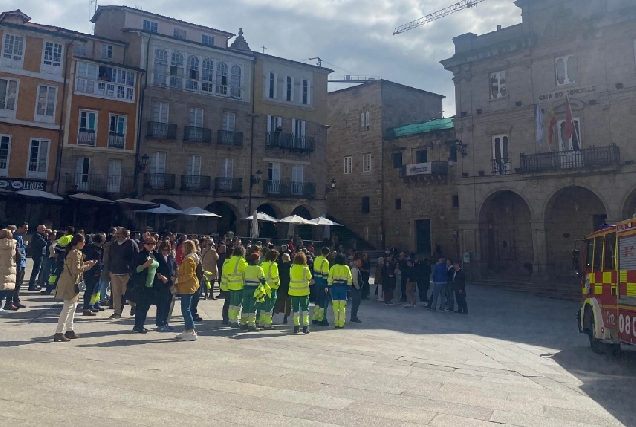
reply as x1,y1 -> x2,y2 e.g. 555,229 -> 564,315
385,118 -> 454,140
329,79 -> 444,98
253,52 -> 333,73
91,5 -> 234,37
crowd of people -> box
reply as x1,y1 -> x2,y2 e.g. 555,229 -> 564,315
0,224 -> 468,342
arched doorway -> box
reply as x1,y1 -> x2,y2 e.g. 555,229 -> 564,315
206,201 -> 238,236
478,190 -> 533,277
545,186 -> 607,277
622,188 -> 636,220
257,203 -> 279,240
292,205 -> 313,241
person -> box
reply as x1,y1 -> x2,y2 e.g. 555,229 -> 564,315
289,252 -> 312,334
417,258 -> 431,303
328,254 -> 353,328
51,227 -> 75,293
242,253 -> 267,331
311,247 -> 331,326
404,259 -> 417,308
223,246 -> 247,328
28,224 -> 47,291
38,230 -> 55,291
397,252 -> 408,303
109,227 -> 139,319
81,233 -> 105,316
130,237 -> 160,333
360,253 -> 370,300
350,257 -> 362,323
274,253 -> 292,324
155,240 -> 177,331
259,249 -> 280,329
189,241 -> 204,322
382,258 -> 396,305
375,256 -> 384,302
175,240 -> 200,341
218,252 -> 231,326
0,229 -> 17,314
9,223 -> 28,310
98,228 -> 115,305
53,234 -> 98,342
452,262 -> 468,314
445,259 -> 455,312
201,239 -> 218,300
428,258 -> 448,312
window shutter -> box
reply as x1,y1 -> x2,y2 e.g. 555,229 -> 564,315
267,115 -> 272,133
273,73 -> 277,99
300,120 -> 306,137
307,81 -> 311,105
276,116 -> 282,127
365,112 -> 370,128
361,113 -> 365,128
290,77 -> 294,102
291,119 -> 296,136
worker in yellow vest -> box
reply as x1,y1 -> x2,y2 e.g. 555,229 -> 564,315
219,257 -> 231,325
328,254 -> 353,328
242,253 -> 267,331
259,249 -> 280,329
311,247 -> 331,326
222,246 -> 247,328
289,252 -> 313,334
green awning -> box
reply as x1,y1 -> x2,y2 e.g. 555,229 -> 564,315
386,118 -> 454,140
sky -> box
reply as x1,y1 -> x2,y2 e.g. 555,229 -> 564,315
6,0 -> 522,115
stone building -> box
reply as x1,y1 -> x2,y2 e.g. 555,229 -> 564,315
326,80 -> 444,249
441,0 -> 636,295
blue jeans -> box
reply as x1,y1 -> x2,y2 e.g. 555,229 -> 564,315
431,282 -> 446,310
99,277 -> 109,301
350,288 -> 361,320
37,257 -> 51,288
180,294 -> 195,331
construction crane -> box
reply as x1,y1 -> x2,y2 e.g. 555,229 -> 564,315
393,0 -> 487,35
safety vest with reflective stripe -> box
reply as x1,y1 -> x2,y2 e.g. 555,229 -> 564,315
244,264 -> 266,287
219,259 -> 230,291
261,261 -> 280,290
223,256 -> 247,291
288,264 -> 312,297
328,264 -> 352,287
313,256 -> 330,285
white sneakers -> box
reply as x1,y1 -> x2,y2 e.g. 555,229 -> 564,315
176,331 -> 197,341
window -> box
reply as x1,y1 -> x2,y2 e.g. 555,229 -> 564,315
392,152 -> 402,168
452,195 -> 459,208
230,65 -> 242,98
42,42 -> 62,70
302,79 -> 309,105
173,28 -> 187,40
143,20 -> 158,33
605,233 -> 616,270
153,49 -> 168,86
557,119 -> 582,152
556,55 -> 577,86
286,76 -> 293,102
395,199 -> 402,210
416,149 -> 428,164
77,62 -> 134,101
291,119 -> 306,148
490,71 -> 506,99
153,102 -> 169,123
75,158 -> 90,191
448,145 -> 458,162
222,112 -> 235,132
593,236 -> 604,271
492,135 -> 510,175
108,114 -> 126,149
362,153 -> 371,173
189,107 -> 204,127
221,158 -> 233,178
216,62 -> 228,95
365,112 -> 370,129
186,56 -> 199,91
344,156 -> 352,174
268,72 -> 276,99
2,34 -> 24,65
267,115 -> 282,133
361,197 -> 370,214
170,52 -> 184,89
35,85 -> 57,121
101,44 -> 113,59
0,78 -> 18,113
187,155 -> 202,176
150,152 -> 166,174
201,59 -> 214,93
78,110 -> 97,146
291,165 -> 304,195
268,163 -> 281,193
202,34 -> 215,47
27,139 -> 49,179
73,45 -> 86,56
107,159 -> 122,193
0,135 -> 10,177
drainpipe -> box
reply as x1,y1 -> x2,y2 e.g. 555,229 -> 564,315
134,33 -> 151,198
247,55 -> 257,215
381,134 -> 386,249
54,41 -> 73,194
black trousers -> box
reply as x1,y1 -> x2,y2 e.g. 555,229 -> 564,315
445,281 -> 455,310
190,286 -> 201,316
83,276 -> 100,310
134,287 -> 153,330
28,256 -> 42,288
221,290 -> 230,322
155,288 -> 172,327
11,269 -> 25,304
417,280 -> 429,302
361,272 -> 370,299
455,289 -> 468,313
400,276 -> 407,301
350,288 -> 361,320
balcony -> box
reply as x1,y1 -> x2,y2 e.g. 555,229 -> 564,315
77,129 -> 96,146
266,133 -> 316,153
180,175 -> 211,192
519,145 -> 620,174
183,126 -> 212,143
214,177 -> 243,193
217,130 -> 243,147
492,158 -> 512,175
400,161 -> 449,178
65,173 -> 135,194
107,132 -> 125,149
144,173 -> 176,191
263,180 -> 316,198
147,121 -> 177,140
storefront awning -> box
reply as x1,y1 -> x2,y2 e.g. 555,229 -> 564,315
16,189 -> 63,201
182,207 -> 221,217
116,198 -> 159,210
68,193 -> 114,204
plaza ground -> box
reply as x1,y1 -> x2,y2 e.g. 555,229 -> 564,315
1,263 -> 635,426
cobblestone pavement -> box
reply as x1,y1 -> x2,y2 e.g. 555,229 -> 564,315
1,267 -> 635,426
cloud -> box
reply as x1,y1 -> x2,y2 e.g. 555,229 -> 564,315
5,0 -> 521,116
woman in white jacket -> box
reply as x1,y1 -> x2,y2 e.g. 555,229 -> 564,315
0,229 -> 17,313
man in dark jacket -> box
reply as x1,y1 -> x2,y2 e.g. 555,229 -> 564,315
108,227 -> 139,319
452,262 -> 467,314
427,258 -> 448,311
414,258 -> 431,303
28,224 -> 47,291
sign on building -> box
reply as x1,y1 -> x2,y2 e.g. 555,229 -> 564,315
0,179 -> 47,192
404,162 -> 432,176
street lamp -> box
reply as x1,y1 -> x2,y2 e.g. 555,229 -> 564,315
137,153 -> 150,171
326,179 -> 336,193
251,170 -> 262,186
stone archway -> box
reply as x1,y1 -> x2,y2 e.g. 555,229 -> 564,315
545,186 -> 607,277
206,201 -> 239,236
291,205 -> 313,241
622,188 -> 636,220
257,203 -> 279,239
478,190 -> 533,277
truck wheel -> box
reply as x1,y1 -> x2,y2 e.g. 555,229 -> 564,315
588,314 -> 605,354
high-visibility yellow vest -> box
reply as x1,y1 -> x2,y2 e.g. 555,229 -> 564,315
244,264 -> 266,287
328,264 -> 352,287
261,261 -> 280,290
220,259 -> 230,291
223,256 -> 247,291
289,264 -> 312,297
313,256 -> 330,284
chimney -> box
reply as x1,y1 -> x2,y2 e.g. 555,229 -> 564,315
497,25 -> 502,31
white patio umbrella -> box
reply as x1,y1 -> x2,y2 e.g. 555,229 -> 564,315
278,215 -> 314,225
309,217 -> 341,226
182,207 -> 221,217
17,189 -> 63,200
244,212 -> 278,222
135,204 -> 183,214
250,210 -> 259,239
68,193 -> 114,204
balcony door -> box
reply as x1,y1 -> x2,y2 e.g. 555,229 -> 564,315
268,162 -> 280,194
292,165 -> 304,196
558,119 -> 582,168
186,155 -> 201,190
267,115 -> 283,146
75,157 -> 90,191
220,158 -> 233,191
492,135 -> 510,175
188,107 -> 204,141
291,119 -> 306,148
152,102 -> 169,138
107,159 -> 122,193
150,152 -> 166,189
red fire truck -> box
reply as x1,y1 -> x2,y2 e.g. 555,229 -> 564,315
577,219 -> 636,353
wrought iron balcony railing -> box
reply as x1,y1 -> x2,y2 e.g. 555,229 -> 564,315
65,173 -> 135,194
77,129 -> 96,146
263,180 -> 316,198
144,173 -> 176,190
146,121 -> 177,140
266,132 -> 316,153
180,175 -> 211,192
492,158 -> 512,175
183,126 -> 212,143
107,132 -> 125,149
519,145 -> 620,174
217,130 -> 243,147
214,177 -> 243,193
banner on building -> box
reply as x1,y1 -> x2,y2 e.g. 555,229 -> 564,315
0,179 -> 46,192
405,162 -> 432,176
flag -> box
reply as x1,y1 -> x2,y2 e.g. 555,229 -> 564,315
535,103 -> 544,146
546,103 -> 557,145
565,95 -> 575,141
